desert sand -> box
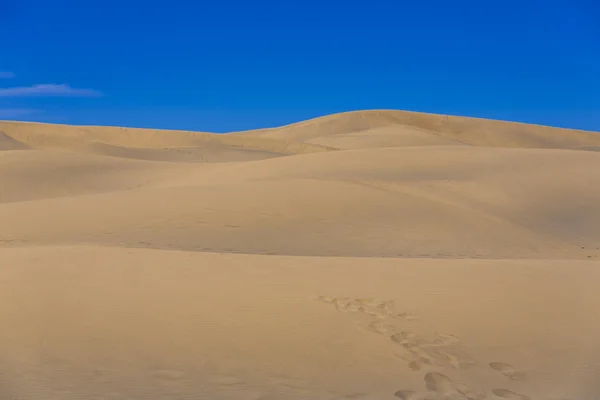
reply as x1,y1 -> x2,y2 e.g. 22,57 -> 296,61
1,109 -> 600,400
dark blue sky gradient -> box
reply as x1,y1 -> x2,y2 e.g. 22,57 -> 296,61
1,0 -> 599,132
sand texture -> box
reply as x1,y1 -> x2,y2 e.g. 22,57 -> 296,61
1,110 -> 600,399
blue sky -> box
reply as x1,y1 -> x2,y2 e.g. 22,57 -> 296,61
1,0 -> 599,132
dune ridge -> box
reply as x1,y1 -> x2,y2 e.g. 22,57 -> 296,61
1,110 -> 600,399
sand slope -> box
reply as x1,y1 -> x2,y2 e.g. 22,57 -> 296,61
0,130 -> 29,150
1,146 -> 599,258
303,125 -> 467,150
1,110 -> 600,399
0,150 -> 195,203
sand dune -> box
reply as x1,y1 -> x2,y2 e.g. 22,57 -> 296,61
1,146 -> 599,258
232,110 -> 600,150
1,110 -> 600,399
0,120 -> 332,161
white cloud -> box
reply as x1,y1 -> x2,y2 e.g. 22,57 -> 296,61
0,108 -> 38,119
0,71 -> 15,79
0,83 -> 102,97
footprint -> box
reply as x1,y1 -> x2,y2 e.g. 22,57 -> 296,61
331,298 -> 352,311
321,297 -> 365,313
375,300 -> 395,316
318,296 -> 397,317
355,298 -> 394,317
344,300 -> 364,312
395,348 -> 432,370
429,348 -> 462,369
367,320 -> 396,336
317,295 -> 335,303
333,298 -> 367,313
356,297 -> 384,308
492,389 -> 531,400
408,358 -> 431,372
397,312 -> 420,321
424,372 -> 454,395
489,362 -> 525,381
456,383 -> 486,400
402,343 -> 435,364
391,331 -> 418,345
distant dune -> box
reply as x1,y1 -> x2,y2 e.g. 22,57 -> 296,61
1,110 -> 599,400
0,120 -> 332,163
231,109 -> 600,150
3,109 -> 600,157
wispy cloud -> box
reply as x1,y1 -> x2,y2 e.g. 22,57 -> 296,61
0,108 -> 39,119
0,71 -> 15,79
0,83 -> 102,97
